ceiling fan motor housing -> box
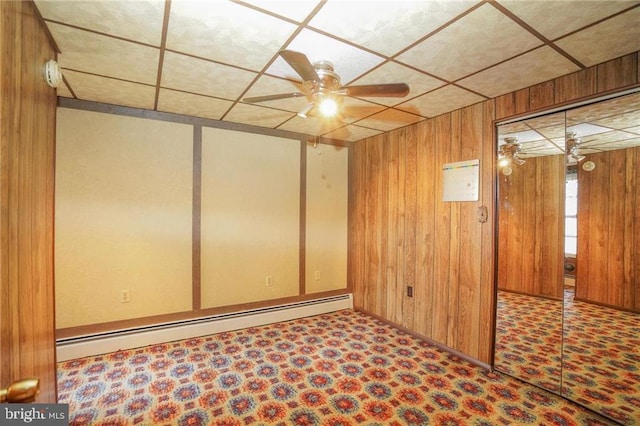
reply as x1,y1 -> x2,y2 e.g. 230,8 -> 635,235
307,60 -> 340,94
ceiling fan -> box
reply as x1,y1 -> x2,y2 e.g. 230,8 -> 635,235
243,50 -> 410,119
498,137 -> 525,175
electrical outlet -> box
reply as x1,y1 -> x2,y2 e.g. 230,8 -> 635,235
407,286 -> 413,298
266,276 -> 273,287
120,289 -> 130,303
314,270 -> 321,281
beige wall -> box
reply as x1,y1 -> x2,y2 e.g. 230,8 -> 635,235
55,107 -> 348,331
306,143 -> 348,293
200,128 -> 301,307
55,109 -> 194,328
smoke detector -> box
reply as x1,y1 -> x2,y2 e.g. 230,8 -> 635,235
44,60 -> 62,88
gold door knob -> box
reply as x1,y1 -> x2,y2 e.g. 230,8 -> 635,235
0,378 -> 40,403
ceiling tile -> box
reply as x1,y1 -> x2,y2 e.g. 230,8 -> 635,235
499,128 -> 543,144
457,46 -> 580,98
397,3 -> 542,82
566,92 -> 640,124
348,62 -> 445,105
156,89 -> 234,120
354,108 -> 423,132
49,23 -> 160,85
566,123 -> 614,138
519,139 -> 564,156
240,0 -> 322,22
396,85 -> 485,118
266,29 -> 384,83
63,70 -> 156,109
161,51 -> 256,100
35,0 -> 165,46
57,81 -> 74,98
322,125 -> 383,143
580,131 -> 640,150
555,7 -> 640,67
308,0 -> 479,56
166,1 -> 297,71
277,116 -> 344,136
590,113 -> 640,132
224,103 -> 295,129
498,0 -> 638,41
340,98 -> 387,123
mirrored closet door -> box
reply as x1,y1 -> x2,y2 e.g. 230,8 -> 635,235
494,90 -> 640,425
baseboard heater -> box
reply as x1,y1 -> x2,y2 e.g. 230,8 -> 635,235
57,294 -> 353,362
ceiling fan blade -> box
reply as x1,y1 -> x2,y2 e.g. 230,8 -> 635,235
340,83 -> 410,98
279,50 -> 319,82
243,92 -> 305,103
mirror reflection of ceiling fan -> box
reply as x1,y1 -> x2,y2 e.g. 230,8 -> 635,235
243,50 -> 410,119
498,137 -> 525,175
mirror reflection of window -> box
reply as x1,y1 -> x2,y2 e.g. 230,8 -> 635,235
564,170 -> 578,256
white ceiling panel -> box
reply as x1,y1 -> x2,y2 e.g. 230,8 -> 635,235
339,98 -> 388,123
35,0 -> 165,46
37,0 -> 639,143
161,51 -> 257,99
322,125 -> 383,143
498,0 -> 639,41
396,85 -> 486,118
241,0 -> 323,23
457,46 -> 580,98
224,103 -> 296,129
355,108 -> 423,132
57,80 -> 73,99
266,28 -> 385,84
554,7 -> 640,67
157,89 -> 234,121
309,0 -> 479,57
63,70 -> 156,110
50,23 -> 160,85
167,1 -> 298,71
397,3 -> 542,81
278,115 -> 345,136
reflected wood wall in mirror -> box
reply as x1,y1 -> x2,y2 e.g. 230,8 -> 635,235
495,90 -> 640,425
576,147 -> 639,312
495,112 -> 566,394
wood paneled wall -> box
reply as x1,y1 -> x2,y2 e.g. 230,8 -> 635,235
350,103 -> 496,363
349,51 -> 639,364
497,155 -> 565,299
577,147 -> 639,312
0,1 -> 58,401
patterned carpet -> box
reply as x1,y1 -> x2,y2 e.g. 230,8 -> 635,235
57,309 -> 618,425
496,290 -> 640,425
494,291 -> 563,393
563,290 -> 640,425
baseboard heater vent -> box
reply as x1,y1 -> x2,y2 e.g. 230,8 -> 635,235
57,294 -> 353,362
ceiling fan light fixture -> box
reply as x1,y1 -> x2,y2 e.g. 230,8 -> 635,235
243,51 -> 410,121
297,102 -> 314,118
318,95 -> 339,118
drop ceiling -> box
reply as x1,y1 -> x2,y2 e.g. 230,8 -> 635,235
35,0 -> 640,143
